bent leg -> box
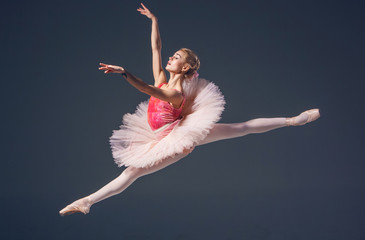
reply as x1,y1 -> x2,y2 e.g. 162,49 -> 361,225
89,152 -> 188,204
198,117 -> 287,146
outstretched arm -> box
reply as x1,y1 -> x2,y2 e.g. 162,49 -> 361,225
99,63 -> 183,107
137,3 -> 167,87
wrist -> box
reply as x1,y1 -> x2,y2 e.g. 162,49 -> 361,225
119,66 -> 125,73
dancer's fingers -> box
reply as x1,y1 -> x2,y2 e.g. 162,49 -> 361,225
138,9 -> 146,14
99,63 -> 107,66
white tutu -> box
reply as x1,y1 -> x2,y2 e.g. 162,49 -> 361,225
110,77 -> 225,168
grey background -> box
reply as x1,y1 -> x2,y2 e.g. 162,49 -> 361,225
1,0 -> 364,239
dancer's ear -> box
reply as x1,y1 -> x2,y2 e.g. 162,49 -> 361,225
182,64 -> 190,73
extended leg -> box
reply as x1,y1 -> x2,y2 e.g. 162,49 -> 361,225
198,109 -> 320,145
88,152 -> 188,204
198,117 -> 287,145
59,152 -> 188,216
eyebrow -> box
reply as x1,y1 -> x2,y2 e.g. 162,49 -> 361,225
175,54 -> 181,58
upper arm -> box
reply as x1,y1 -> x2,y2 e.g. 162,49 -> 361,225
143,84 -> 183,107
152,48 -> 167,87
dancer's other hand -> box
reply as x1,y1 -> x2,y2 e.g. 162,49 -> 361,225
99,63 -> 125,74
137,3 -> 155,19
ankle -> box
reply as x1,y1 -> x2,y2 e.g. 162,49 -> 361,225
85,196 -> 94,206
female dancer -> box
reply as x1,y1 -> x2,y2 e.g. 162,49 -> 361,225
59,3 -> 320,216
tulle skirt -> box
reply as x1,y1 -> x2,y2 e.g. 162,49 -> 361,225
109,77 -> 225,168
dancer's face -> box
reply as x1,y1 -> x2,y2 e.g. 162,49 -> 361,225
166,50 -> 190,74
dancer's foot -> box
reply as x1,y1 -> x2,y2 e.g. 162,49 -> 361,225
59,196 -> 93,216
286,109 -> 320,126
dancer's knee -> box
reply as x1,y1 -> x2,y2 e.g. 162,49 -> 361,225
235,122 -> 252,136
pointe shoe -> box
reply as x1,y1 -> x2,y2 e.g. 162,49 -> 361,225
59,196 -> 93,216
286,109 -> 320,126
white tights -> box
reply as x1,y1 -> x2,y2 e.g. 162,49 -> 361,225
88,117 -> 287,204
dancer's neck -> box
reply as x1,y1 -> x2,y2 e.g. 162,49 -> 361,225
167,73 -> 184,89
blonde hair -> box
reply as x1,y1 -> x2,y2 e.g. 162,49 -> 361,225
180,48 -> 200,78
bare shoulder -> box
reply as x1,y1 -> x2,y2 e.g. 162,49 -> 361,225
160,83 -> 183,93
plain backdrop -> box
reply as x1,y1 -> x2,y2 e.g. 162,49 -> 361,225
1,0 -> 364,239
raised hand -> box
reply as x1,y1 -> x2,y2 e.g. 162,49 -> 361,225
99,63 -> 125,74
137,3 -> 155,19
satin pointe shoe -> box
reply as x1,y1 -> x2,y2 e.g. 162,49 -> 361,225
59,196 -> 93,216
286,109 -> 320,126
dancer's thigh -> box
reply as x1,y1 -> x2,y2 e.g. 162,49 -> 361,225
138,152 -> 188,177
198,123 -> 248,146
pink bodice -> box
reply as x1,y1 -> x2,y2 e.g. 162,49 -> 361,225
147,83 -> 185,131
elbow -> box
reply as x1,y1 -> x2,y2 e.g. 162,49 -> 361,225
152,42 -> 162,50
157,39 -> 162,49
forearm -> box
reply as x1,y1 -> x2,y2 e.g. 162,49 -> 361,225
151,17 -> 161,50
122,70 -> 150,93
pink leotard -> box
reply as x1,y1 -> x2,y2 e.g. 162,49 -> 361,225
147,83 -> 186,133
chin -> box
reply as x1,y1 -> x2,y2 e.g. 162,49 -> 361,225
165,66 -> 172,72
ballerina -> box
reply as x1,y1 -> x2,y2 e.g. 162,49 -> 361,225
59,3 -> 320,216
